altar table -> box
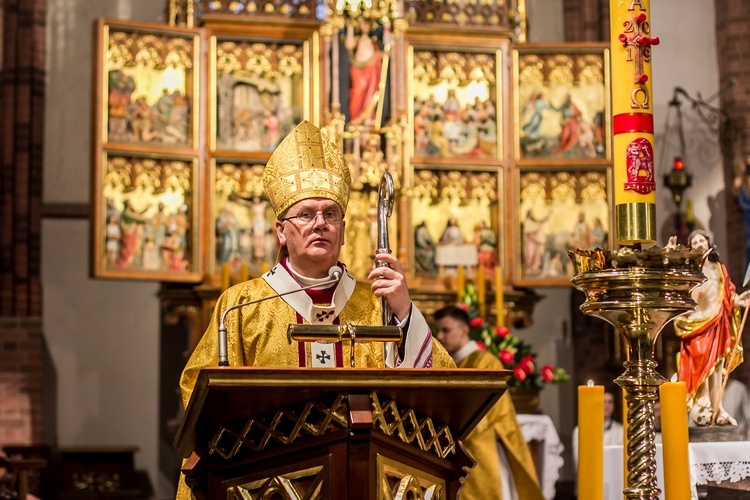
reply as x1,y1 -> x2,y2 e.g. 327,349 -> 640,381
603,441 -> 750,500
517,413 -> 565,500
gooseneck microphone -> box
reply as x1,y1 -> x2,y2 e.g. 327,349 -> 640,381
217,265 -> 343,366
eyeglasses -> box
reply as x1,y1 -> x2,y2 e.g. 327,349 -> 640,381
280,209 -> 344,226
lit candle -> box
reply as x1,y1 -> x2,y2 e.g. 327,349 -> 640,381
239,263 -> 249,283
495,266 -> 504,327
659,377 -> 690,500
477,267 -> 486,318
221,262 -> 231,291
578,381 -> 604,500
456,266 -> 465,302
610,0 -> 659,245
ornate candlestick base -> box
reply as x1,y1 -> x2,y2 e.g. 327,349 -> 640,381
569,246 -> 705,500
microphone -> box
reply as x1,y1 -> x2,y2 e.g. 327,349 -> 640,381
218,265 -> 343,366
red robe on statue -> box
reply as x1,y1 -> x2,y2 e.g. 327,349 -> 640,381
676,262 -> 743,398
349,54 -> 382,123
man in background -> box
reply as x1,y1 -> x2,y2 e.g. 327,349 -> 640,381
435,305 -> 542,500
571,390 -> 623,465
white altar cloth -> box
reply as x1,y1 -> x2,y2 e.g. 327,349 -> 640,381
602,441 -> 750,500
517,413 -> 565,500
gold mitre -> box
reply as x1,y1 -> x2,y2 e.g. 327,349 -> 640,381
263,120 -> 351,216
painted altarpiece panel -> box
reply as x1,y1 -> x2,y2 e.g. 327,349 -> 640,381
92,153 -> 201,281
513,45 -> 611,163
409,167 -> 503,283
514,167 -> 612,286
210,160 -> 279,276
334,17 -> 392,128
210,33 -> 312,155
209,159 -> 399,281
98,20 -> 200,152
409,45 -> 503,164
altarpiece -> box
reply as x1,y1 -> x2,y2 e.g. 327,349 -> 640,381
90,0 -> 613,326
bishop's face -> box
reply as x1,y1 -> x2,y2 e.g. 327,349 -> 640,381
275,198 -> 346,278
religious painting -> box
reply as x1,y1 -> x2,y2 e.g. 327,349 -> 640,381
336,17 -> 392,127
409,167 -> 503,281
513,45 -> 611,162
210,160 -> 279,277
211,35 -> 309,154
97,21 -> 200,150
514,167 -> 612,286
409,46 -> 502,164
92,153 -> 201,281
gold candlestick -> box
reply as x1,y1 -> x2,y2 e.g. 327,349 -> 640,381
569,246 -> 704,499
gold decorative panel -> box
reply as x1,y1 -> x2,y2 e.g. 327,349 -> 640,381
403,0 -> 522,36
378,454 -> 445,500
228,465 -> 327,499
410,168 -> 502,279
102,25 -> 199,149
93,154 -> 201,281
208,394 -> 348,460
515,168 -> 611,286
213,38 -> 307,152
411,48 -> 502,163
370,393 -> 456,459
513,45 -> 611,162
210,160 -> 277,275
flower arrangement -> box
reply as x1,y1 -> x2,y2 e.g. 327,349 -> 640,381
459,282 -> 569,390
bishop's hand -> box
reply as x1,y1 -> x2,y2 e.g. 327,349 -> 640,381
368,252 -> 411,321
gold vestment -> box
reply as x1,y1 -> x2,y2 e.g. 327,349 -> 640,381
177,277 -> 455,499
458,349 -> 543,500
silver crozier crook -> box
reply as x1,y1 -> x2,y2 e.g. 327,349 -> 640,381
377,172 -> 395,325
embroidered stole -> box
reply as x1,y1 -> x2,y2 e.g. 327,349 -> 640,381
263,261 -> 356,368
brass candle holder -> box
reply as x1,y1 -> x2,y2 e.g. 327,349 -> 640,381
569,245 -> 705,499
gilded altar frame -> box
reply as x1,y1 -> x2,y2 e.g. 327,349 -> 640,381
406,32 -> 508,166
408,164 -> 506,287
90,12 -> 617,294
513,44 -> 611,164
513,165 -> 613,287
208,25 -> 319,158
91,20 -> 204,281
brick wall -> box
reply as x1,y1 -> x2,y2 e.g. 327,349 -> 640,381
0,319 -> 44,444
0,0 -> 47,447
715,0 -> 750,385
562,0 -> 610,42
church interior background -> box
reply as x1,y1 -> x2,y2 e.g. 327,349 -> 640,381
2,0 -> 750,497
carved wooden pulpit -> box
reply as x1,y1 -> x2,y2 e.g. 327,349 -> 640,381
174,367 -> 508,499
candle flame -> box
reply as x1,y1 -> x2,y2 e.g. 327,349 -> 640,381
671,373 -> 678,382
587,379 -> 594,387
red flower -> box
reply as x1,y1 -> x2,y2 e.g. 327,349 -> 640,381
499,349 -> 514,365
513,365 -> 527,382
460,303 -> 469,311
520,355 -> 535,375
495,326 -> 510,337
476,340 -> 486,350
470,317 -> 484,327
541,364 -> 555,382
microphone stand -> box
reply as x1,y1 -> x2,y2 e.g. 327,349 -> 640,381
218,268 -> 342,366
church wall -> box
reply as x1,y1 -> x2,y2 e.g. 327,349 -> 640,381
43,0 -> 169,497
528,0 -> 723,485
38,0 -> 725,497
651,0 -> 724,253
